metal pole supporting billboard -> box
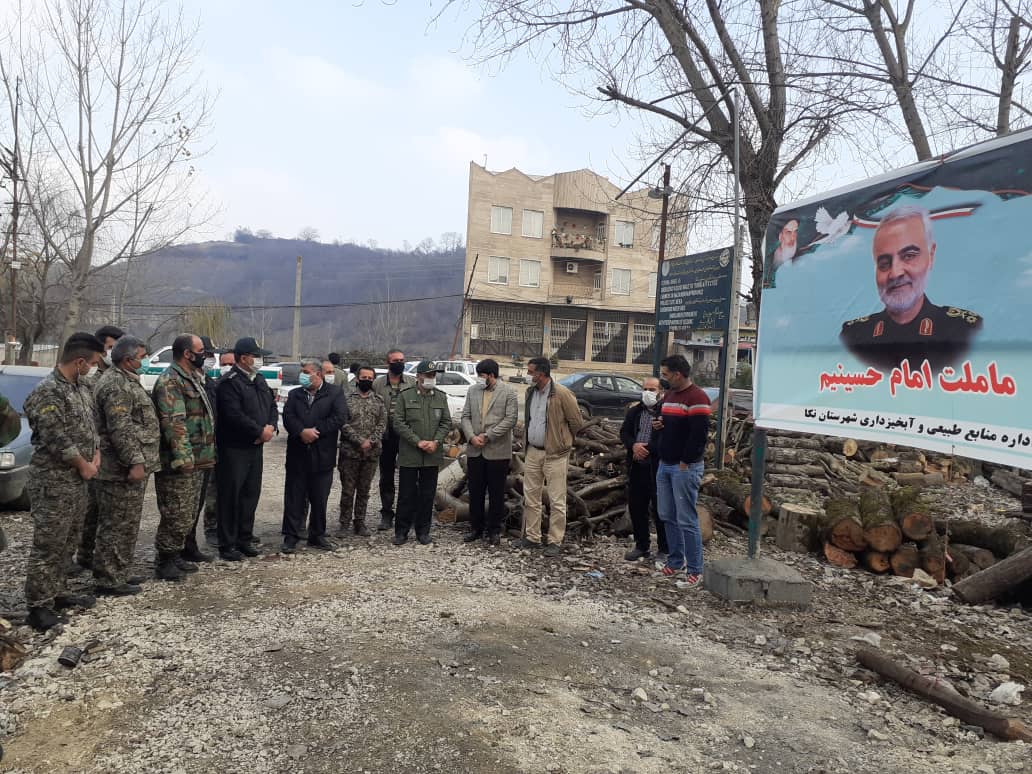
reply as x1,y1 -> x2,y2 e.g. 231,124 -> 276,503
651,163 -> 671,377
715,89 -> 742,470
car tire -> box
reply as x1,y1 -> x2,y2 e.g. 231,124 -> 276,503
10,489 -> 30,512
578,402 -> 591,419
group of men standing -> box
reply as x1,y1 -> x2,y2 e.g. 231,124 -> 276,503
22,332 -> 281,631
20,337 -> 710,631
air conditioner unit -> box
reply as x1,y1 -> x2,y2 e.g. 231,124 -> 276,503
565,262 -> 578,274
470,324 -> 480,339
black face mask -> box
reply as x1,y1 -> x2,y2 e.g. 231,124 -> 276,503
357,379 -> 374,393
388,362 -> 405,375
188,351 -> 207,369
659,378 -> 671,390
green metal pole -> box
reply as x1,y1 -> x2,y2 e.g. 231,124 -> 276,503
651,163 -> 671,377
748,428 -> 767,558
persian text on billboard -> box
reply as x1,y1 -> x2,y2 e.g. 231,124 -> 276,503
656,246 -> 734,330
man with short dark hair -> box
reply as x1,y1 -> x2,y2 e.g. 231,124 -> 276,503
654,354 -> 711,589
186,335 -> 219,560
69,324 -> 125,574
23,333 -> 105,630
520,356 -> 583,557
216,337 -> 278,561
619,376 -> 668,562
338,365 -> 387,538
153,334 -> 216,580
92,336 -> 160,596
372,348 -> 415,531
281,359 -> 348,553
325,354 -> 347,387
392,360 -> 452,545
460,358 -> 518,546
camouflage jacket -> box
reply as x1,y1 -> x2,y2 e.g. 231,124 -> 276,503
94,366 -> 162,480
372,373 -> 416,433
339,390 -> 388,461
24,368 -> 98,472
153,362 -> 216,472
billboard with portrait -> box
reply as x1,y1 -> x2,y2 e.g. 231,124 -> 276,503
755,131 -> 1032,468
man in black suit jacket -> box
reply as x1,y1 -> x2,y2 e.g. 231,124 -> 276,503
619,376 -> 668,562
281,359 -> 349,553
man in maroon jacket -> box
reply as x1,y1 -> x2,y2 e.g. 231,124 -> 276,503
655,355 -> 711,588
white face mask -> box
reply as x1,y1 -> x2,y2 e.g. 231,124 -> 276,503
87,366 -> 99,378
220,365 -> 232,376
102,353 -> 113,367
641,390 -> 658,407
203,357 -> 216,371
253,357 -> 264,369
324,373 -> 335,384
421,377 -> 436,390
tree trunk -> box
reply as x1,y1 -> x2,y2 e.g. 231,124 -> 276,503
891,543 -> 920,577
823,541 -> 858,568
919,530 -> 946,583
859,489 -> 902,552
891,488 -> 933,541
953,546 -> 1032,604
862,550 -> 891,574
774,502 -> 823,554
991,469 -> 1025,497
939,521 -> 1028,558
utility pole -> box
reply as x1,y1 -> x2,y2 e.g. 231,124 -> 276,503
451,253 -> 479,359
292,255 -> 302,360
650,164 -> 671,377
5,77 -> 21,366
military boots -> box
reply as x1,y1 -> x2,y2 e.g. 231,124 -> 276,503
155,553 -> 185,581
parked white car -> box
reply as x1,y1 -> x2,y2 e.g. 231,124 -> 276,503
435,370 -> 478,401
140,346 -> 283,392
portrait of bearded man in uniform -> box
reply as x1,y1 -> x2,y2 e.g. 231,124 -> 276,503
840,204 -> 982,371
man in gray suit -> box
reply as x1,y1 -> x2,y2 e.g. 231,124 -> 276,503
460,358 -> 519,546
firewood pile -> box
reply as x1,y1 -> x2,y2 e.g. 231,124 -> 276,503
706,418 -> 1032,599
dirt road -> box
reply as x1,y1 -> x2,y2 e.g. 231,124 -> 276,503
1,435 -> 1030,773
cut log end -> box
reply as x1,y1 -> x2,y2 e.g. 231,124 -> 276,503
824,542 -> 858,569
862,550 -> 891,574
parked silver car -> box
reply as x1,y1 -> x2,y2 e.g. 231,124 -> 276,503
0,365 -> 52,510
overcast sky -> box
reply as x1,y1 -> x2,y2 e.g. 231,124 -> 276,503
177,0 -> 659,248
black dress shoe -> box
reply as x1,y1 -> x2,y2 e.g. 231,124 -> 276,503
307,536 -> 335,551
392,533 -> 408,546
281,537 -> 298,554
219,549 -> 244,562
27,606 -> 63,631
236,543 -> 260,558
127,575 -> 147,585
181,545 -> 213,563
378,514 -> 394,531
485,533 -> 501,546
174,557 -> 199,573
96,583 -> 142,597
416,533 -> 433,546
462,531 -> 483,543
54,592 -> 96,610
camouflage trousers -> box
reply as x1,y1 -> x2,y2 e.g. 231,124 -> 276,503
92,479 -> 148,588
338,455 -> 378,524
202,467 -> 217,536
24,467 -> 89,608
65,480 -> 99,567
154,469 -> 204,555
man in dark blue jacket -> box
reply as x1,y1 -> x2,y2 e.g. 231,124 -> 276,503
215,337 -> 278,561
281,359 -> 348,553
618,376 -> 668,562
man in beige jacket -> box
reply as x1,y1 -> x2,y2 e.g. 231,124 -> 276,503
460,358 -> 519,546
520,356 -> 584,556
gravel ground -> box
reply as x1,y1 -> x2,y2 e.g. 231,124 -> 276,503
1,434 -> 1030,773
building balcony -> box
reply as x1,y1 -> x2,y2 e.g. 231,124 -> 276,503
550,230 -> 606,262
547,282 -> 603,304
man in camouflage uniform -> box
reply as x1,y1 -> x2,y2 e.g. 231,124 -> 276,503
23,333 -> 105,631
152,334 -> 215,581
182,335 -> 218,562
92,336 -> 161,596
337,365 -> 387,538
68,323 -> 124,575
372,349 -> 415,531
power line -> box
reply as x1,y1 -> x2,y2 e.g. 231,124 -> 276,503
115,291 -> 465,311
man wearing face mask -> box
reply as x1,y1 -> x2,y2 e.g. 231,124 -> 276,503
152,334 -> 216,580
23,333 -> 105,631
67,324 -> 125,576
392,360 -> 452,545
321,359 -> 340,389
460,358 -> 518,546
92,336 -> 161,596
336,365 -> 387,538
216,337 -> 278,561
619,376 -> 669,562
182,336 -> 219,562
326,352 -> 349,387
372,349 -> 415,531
281,359 -> 349,553
202,351 -> 235,547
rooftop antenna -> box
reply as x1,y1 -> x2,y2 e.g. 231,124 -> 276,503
483,154 -> 488,168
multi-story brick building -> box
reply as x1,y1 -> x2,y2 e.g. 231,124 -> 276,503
461,163 -> 679,373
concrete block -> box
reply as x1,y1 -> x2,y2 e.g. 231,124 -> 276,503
703,557 -> 813,608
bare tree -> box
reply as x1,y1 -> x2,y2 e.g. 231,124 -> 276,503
965,0 -> 1032,135
297,226 -> 320,242
445,0 -> 871,314
0,0 -> 214,340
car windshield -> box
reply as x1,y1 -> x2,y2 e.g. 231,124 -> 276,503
0,373 -> 47,414
559,374 -> 584,387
